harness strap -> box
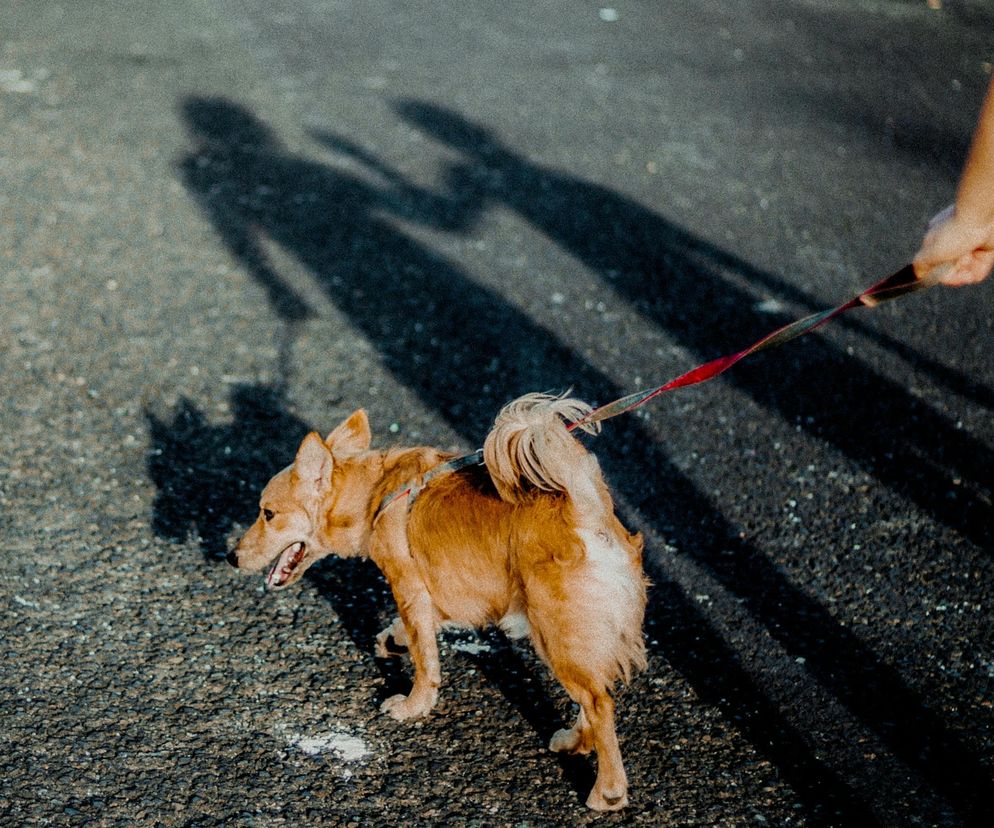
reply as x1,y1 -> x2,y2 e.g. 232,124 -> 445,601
373,448 -> 484,524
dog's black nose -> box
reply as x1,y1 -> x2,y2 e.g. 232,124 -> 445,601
226,549 -> 240,568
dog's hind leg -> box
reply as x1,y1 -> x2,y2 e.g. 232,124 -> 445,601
549,706 -> 594,754
530,618 -> 633,810
574,684 -> 628,810
527,530 -> 645,809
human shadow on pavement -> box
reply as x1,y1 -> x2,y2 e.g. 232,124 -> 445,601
167,95 -> 991,823
316,124 -> 994,419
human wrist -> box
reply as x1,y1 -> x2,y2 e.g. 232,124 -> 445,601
952,198 -> 994,237
946,204 -> 994,249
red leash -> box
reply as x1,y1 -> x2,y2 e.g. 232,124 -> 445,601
569,263 -> 937,431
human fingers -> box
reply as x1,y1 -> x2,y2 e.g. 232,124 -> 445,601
937,248 -> 994,286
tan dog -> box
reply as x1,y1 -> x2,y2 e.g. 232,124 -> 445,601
230,393 -> 648,810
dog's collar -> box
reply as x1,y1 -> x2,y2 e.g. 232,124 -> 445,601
373,448 -> 485,524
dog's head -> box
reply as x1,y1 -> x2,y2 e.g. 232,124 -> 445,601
228,409 -> 376,589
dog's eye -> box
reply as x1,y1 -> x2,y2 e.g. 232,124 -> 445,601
263,508 -> 275,522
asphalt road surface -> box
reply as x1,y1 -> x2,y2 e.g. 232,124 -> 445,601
2,2 -> 993,826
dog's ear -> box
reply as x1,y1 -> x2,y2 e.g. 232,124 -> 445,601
325,410 -> 372,457
292,432 -> 334,495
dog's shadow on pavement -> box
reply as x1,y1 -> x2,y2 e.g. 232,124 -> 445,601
147,94 -> 994,823
146,383 -> 402,684
147,384 -> 305,565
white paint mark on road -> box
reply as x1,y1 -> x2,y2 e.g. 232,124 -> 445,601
450,639 -> 492,656
287,728 -> 371,762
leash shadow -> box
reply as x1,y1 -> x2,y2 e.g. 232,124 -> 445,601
170,95 -> 991,823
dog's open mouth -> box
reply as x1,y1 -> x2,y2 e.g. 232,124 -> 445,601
267,541 -> 306,589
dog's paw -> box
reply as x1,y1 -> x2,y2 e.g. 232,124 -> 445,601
380,691 -> 435,721
549,727 -> 583,754
586,782 -> 628,812
375,629 -> 408,659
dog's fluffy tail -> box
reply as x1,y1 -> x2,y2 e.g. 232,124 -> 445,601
483,392 -> 605,510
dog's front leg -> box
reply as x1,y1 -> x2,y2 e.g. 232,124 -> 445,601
371,513 -> 440,721
379,578 -> 440,721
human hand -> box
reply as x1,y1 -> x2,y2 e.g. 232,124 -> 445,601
913,204 -> 994,286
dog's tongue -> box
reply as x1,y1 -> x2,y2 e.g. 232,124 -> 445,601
267,541 -> 305,588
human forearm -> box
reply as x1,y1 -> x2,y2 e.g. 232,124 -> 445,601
953,79 -> 994,228
913,79 -> 994,285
